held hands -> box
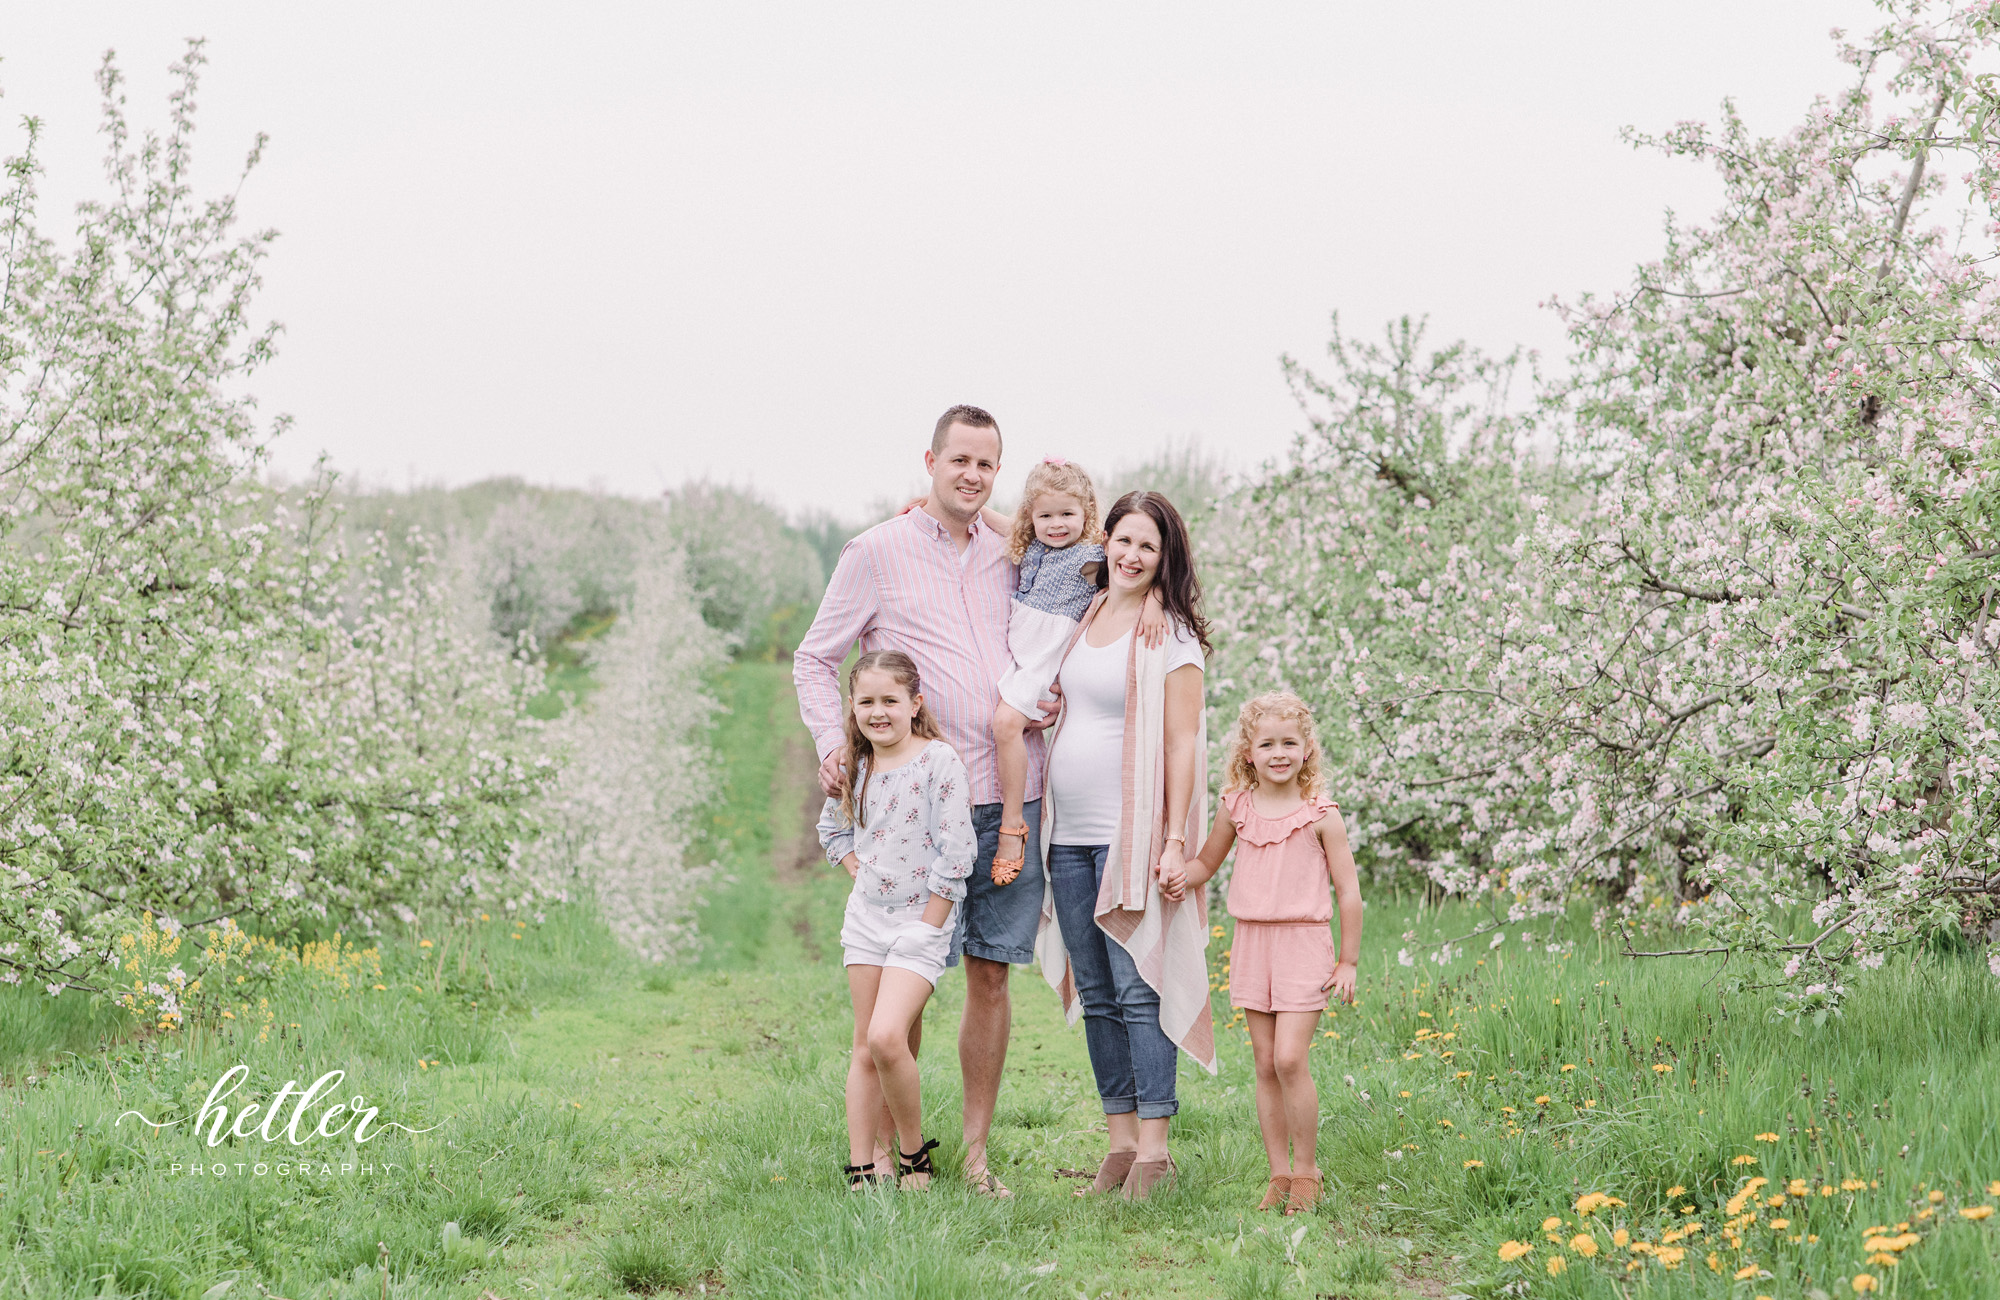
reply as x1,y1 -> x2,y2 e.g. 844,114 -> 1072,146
1154,837 -> 1188,901
1322,959 -> 1359,1005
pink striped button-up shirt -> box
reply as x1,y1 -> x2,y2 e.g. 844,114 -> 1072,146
794,507 -> 1043,807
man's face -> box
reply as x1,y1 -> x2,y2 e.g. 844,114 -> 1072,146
924,423 -> 1002,521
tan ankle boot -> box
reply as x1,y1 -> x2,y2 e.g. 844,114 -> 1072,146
1077,1149 -> 1137,1197
1120,1155 -> 1177,1201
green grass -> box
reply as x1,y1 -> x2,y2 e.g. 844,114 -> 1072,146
4,661 -> 1997,1298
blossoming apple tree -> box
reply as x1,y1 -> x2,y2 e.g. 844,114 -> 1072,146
1210,0 -> 1999,1008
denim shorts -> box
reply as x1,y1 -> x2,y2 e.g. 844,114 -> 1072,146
949,799 -> 1044,966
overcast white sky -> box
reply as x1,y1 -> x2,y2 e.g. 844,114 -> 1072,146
7,2 -> 1880,517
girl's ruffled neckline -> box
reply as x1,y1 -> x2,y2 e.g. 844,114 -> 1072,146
1224,788 -> 1334,845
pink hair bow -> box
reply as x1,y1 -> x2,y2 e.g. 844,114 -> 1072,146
1042,455 -> 1068,465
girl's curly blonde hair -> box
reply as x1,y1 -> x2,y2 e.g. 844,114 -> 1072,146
1225,691 -> 1324,798
1006,458 -> 1103,563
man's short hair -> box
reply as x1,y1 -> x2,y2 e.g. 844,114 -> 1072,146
932,404 -> 1002,457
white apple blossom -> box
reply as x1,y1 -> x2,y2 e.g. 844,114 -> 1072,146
1205,0 -> 1999,1004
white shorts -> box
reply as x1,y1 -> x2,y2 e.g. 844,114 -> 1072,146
841,892 -> 955,987
997,602 -> 1081,720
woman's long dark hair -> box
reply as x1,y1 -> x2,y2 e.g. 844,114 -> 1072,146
1098,491 -> 1211,656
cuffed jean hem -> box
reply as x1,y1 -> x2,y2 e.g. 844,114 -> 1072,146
961,942 -> 1035,965
1100,1098 -> 1180,1120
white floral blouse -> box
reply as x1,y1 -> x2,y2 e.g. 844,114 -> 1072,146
817,740 -> 976,910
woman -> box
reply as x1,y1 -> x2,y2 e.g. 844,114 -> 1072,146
1034,490 -> 1216,1200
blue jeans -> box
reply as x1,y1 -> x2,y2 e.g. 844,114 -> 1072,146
1047,843 -> 1179,1119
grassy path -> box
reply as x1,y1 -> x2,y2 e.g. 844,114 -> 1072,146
504,663 -> 1444,1297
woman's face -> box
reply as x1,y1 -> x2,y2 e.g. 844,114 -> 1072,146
1104,509 -> 1163,596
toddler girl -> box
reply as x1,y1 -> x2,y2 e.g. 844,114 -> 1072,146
817,649 -> 975,1191
988,458 -> 1161,885
1167,691 -> 1362,1216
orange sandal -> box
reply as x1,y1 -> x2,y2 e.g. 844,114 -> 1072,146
990,823 -> 1031,886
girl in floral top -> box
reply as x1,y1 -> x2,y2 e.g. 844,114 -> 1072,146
817,650 -> 975,1191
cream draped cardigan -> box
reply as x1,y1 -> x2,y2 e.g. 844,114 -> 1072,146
1033,592 -> 1217,1073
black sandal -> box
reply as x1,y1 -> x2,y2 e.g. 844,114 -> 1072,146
843,1161 -> 882,1191
896,1137 -> 940,1190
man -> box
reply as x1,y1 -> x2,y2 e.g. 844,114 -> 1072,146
794,403 -> 1052,1197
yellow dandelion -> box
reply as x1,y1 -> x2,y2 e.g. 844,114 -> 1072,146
1788,1179 -> 1810,1196
1770,1218 -> 1790,1230
1653,1063 -> 1673,1074
1440,1119 -> 1454,1128
418,939 -> 433,949
1399,1090 -> 1412,1098
1535,1095 -> 1551,1105
1584,1098 -> 1597,1108
1612,1229 -> 1630,1248
1570,1233 -> 1599,1257
1988,1181 -> 2000,1197
1465,1160 -> 1484,1169
1733,1155 -> 1759,1167
1561,1063 -> 1576,1072
1498,1241 -> 1534,1262
1960,1206 -> 1994,1221
1707,1252 -> 1722,1273
1667,1185 -> 1687,1198
1842,1178 -> 1867,1191
1754,1132 -> 1779,1142
1928,1189 -> 1946,1204
1735,1264 -> 1760,1280
1546,1255 -> 1566,1276
1543,1217 -> 1563,1232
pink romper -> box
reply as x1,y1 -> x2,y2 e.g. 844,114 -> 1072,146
1224,788 -> 1339,1013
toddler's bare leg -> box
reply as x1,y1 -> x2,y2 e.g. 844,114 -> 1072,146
992,702 -> 1031,872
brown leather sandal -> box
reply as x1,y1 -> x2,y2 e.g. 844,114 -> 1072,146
1257,1175 -> 1291,1211
1074,1149 -> 1137,1197
990,823 -> 1031,886
1283,1173 -> 1322,1215
1120,1154 -> 1177,1201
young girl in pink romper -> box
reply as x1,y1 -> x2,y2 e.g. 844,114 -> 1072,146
1174,691 -> 1363,1217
